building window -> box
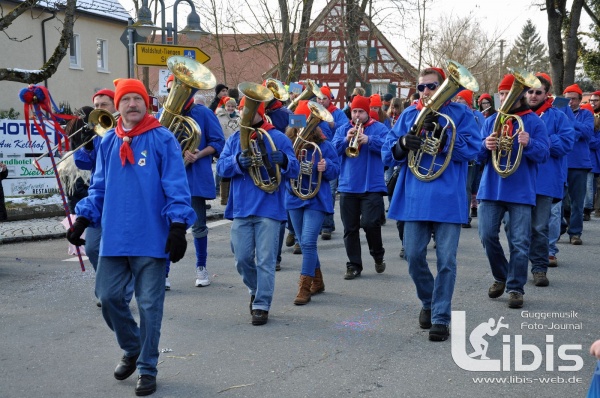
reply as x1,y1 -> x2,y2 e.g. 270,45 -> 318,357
316,47 -> 329,64
359,46 -> 377,64
97,39 -> 108,71
69,34 -> 81,68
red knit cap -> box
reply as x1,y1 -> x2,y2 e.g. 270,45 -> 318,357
351,95 -> 370,112
456,90 -> 473,109
592,91 -> 600,96
239,96 -> 265,118
498,74 -> 515,91
429,67 -> 446,81
113,79 -> 149,108
581,103 -> 594,113
92,89 -> 115,102
563,84 -> 583,95
478,93 -> 492,105
166,74 -> 175,85
370,94 -> 382,107
535,72 -> 552,86
369,110 -> 379,120
294,100 -> 311,118
320,86 -> 333,99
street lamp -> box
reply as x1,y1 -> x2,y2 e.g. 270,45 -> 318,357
173,0 -> 209,44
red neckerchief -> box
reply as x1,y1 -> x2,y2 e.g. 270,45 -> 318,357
504,108 -> 533,136
352,117 -> 376,128
534,98 -> 553,116
327,104 -> 338,114
249,119 -> 276,139
266,100 -> 283,113
115,113 -> 162,166
182,98 -> 195,111
415,98 -> 451,111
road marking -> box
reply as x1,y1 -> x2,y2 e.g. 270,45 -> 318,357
63,256 -> 89,262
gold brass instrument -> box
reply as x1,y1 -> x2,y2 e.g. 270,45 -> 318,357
407,59 -> 479,182
265,78 -> 289,102
161,55 -> 217,166
491,67 -> 541,178
345,119 -> 363,158
288,79 -> 326,111
291,102 -> 333,199
238,81 -> 281,193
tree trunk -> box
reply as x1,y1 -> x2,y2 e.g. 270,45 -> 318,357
288,0 -> 314,83
345,0 -> 367,95
278,0 -> 291,83
564,0 -> 585,86
546,0 -> 566,93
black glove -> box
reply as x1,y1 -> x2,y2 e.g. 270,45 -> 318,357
423,113 -> 438,132
270,150 -> 288,168
83,135 -> 95,151
66,217 -> 90,246
165,222 -> 187,263
438,132 -> 449,151
237,153 -> 252,169
399,134 -> 422,151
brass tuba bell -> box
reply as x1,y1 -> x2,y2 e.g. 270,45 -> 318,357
288,79 -> 326,111
160,55 -> 217,166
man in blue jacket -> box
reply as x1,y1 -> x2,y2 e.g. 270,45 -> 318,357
563,84 -> 595,245
67,78 -> 196,396
332,95 -> 388,280
216,95 -> 299,326
477,74 -> 549,310
382,67 -> 480,341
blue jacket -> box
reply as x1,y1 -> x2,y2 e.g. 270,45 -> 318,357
476,111 -> 550,206
382,102 -> 481,223
318,120 -> 334,141
284,140 -> 340,213
181,104 -> 225,198
216,127 -> 299,221
536,107 -> 574,199
331,108 -> 349,131
332,119 -> 388,194
75,126 -> 196,258
590,120 -> 600,173
266,106 -> 293,133
566,108 -> 594,169
74,136 -> 102,186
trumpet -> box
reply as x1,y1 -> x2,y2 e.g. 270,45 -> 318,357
291,102 -> 333,199
345,119 -> 363,158
491,67 -> 541,178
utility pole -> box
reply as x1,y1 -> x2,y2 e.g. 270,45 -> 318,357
499,39 -> 505,79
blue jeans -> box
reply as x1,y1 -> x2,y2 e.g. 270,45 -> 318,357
191,196 -> 208,238
85,226 -> 102,271
321,178 -> 338,232
465,162 -> 478,222
529,195 -> 553,273
403,221 -> 460,326
95,256 -> 166,377
584,172 -> 597,209
277,221 -> 285,263
231,216 -> 280,311
548,201 -> 562,257
478,200 -> 532,295
567,169 -> 588,237
289,208 -> 326,277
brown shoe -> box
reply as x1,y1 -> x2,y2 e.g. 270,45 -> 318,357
570,235 -> 582,245
310,268 -> 325,295
285,233 -> 296,247
548,256 -> 558,267
220,180 -> 230,206
533,272 -> 549,287
508,292 -> 524,308
293,243 -> 302,254
294,275 -> 313,305
488,281 -> 506,298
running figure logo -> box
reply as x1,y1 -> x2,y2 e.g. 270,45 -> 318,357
468,317 -> 509,359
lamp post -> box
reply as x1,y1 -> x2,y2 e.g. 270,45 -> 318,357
173,0 -> 209,44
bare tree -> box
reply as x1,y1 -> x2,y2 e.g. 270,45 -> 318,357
0,0 -> 77,83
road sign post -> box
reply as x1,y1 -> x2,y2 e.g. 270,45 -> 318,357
135,43 -> 210,67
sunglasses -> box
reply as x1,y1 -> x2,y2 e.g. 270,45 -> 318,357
481,101 -> 491,105
589,99 -> 599,102
527,90 -> 545,95
417,82 -> 440,92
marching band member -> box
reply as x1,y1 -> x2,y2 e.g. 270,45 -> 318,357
216,97 -> 240,205
477,74 -> 549,309
562,84 -> 594,245
589,91 -> 600,218
284,101 -> 340,305
67,78 -> 196,396
216,96 -> 299,326
370,94 -> 392,129
382,67 -> 480,341
478,93 -> 496,118
522,73 -> 574,286
332,95 -> 387,280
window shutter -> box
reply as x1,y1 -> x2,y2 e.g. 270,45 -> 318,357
387,83 -> 397,97
308,48 -> 317,62
368,47 -> 377,61
365,83 -> 372,96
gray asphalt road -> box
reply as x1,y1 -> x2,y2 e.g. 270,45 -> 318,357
1,209 -> 599,398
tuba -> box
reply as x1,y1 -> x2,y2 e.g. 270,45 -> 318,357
407,60 -> 479,182
491,67 -> 541,178
265,78 -> 289,102
238,82 -> 281,193
288,79 -> 326,111
345,119 -> 363,158
160,55 -> 217,166
291,102 -> 333,199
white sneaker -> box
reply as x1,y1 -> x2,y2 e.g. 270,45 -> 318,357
165,277 -> 171,291
195,266 -> 211,287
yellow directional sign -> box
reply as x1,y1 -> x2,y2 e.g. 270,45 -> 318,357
135,43 -> 210,66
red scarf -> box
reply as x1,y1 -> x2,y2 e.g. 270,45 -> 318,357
533,98 -> 553,116
327,104 -> 338,114
415,98 -> 451,112
503,108 -> 533,136
352,117 -> 376,128
115,114 -> 162,166
249,120 -> 276,139
266,99 -> 284,112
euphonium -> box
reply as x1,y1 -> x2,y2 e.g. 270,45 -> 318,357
288,79 -> 326,111
291,102 -> 333,199
407,59 -> 479,182
491,67 -> 541,178
345,119 -> 363,158
160,55 -> 217,166
238,82 -> 281,193
265,78 -> 289,102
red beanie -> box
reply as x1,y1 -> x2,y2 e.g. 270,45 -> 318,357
535,72 -> 552,86
456,90 -> 473,109
369,110 -> 379,120
320,86 -> 333,99
239,96 -> 265,118
563,84 -> 583,95
429,67 -> 446,81
166,74 -> 175,85
498,74 -> 515,91
351,95 -> 370,113
294,100 -> 311,119
113,79 -> 149,108
581,103 -> 594,113
92,89 -> 115,103
478,93 -> 492,105
370,94 -> 382,108
592,91 -> 600,96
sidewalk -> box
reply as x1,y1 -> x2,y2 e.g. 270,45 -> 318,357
0,198 -> 226,244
